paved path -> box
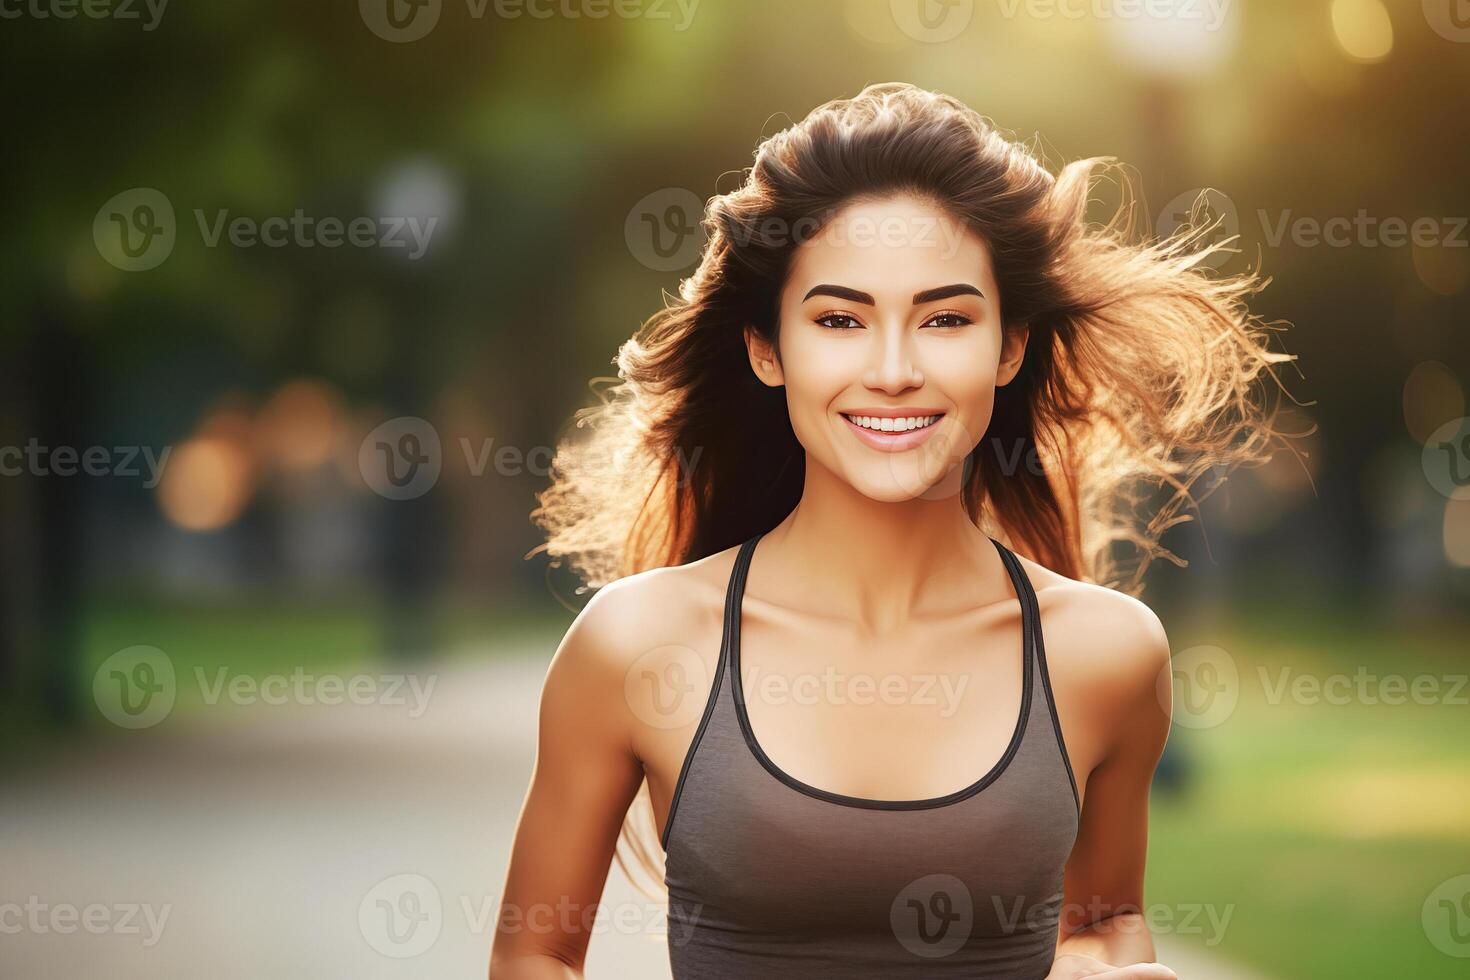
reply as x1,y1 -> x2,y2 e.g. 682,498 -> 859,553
1,649 -> 1265,978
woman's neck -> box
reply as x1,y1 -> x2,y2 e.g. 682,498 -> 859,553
759,455 -> 1002,635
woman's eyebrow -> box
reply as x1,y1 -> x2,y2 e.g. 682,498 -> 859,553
802,283 -> 985,305
913,283 -> 985,304
803,284 -> 875,305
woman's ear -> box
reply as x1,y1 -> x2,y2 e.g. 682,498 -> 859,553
997,322 -> 1030,387
744,326 -> 785,387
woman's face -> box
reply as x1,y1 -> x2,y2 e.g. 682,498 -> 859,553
746,192 -> 1027,502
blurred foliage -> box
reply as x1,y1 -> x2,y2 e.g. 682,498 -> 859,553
1,1 -> 1465,609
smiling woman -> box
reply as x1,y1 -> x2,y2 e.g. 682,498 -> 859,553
495,81 -> 1296,979
760,195 -> 1025,504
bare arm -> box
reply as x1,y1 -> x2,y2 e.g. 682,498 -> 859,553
489,586 -> 648,978
1047,592 -> 1178,980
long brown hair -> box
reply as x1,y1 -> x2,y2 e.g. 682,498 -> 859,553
529,81 -> 1295,896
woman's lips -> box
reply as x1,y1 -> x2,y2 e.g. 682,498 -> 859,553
839,412 -> 943,453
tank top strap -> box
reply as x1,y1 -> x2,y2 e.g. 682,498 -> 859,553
991,538 -> 1082,817
718,532 -> 760,697
657,534 -> 757,852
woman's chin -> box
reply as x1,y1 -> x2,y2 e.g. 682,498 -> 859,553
844,461 -> 956,503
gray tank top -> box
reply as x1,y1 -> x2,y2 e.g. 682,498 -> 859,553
661,531 -> 1081,978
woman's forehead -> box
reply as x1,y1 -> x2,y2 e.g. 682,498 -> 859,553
783,197 -> 997,303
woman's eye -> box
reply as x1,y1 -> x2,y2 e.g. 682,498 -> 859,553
816,313 -> 861,330
924,312 -> 971,329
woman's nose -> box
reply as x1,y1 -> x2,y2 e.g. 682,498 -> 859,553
862,327 -> 924,393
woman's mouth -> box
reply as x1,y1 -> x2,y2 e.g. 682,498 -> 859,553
838,411 -> 944,453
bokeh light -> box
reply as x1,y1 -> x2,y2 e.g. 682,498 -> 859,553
1329,0 -> 1393,63
1102,0 -> 1239,77
156,436 -> 254,531
255,378 -> 345,471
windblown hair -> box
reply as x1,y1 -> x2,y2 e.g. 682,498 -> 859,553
529,82 -> 1294,897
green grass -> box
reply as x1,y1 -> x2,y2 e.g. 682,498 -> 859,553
1146,610 -> 1470,979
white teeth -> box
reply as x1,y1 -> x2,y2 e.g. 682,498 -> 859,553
844,414 -> 938,432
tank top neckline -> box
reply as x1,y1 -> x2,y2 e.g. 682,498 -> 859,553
725,529 -> 1037,812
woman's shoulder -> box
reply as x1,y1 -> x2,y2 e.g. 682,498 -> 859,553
1016,554 -> 1172,724
542,543 -> 742,690
587,542 -> 742,631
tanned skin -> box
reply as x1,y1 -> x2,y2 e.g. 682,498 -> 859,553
491,194 -> 1178,980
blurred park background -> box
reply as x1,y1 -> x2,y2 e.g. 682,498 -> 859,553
1,1 -> 1468,977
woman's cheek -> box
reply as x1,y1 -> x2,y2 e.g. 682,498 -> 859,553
784,336 -> 860,408
935,375 -> 998,455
